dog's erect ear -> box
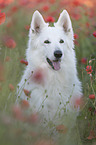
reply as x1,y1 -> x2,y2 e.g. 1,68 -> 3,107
55,10 -> 73,34
31,10 -> 48,33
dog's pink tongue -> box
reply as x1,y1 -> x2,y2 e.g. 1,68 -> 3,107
52,61 -> 60,70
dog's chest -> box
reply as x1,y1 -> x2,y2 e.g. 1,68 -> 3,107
24,75 -> 72,115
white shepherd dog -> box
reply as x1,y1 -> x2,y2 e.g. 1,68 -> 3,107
17,10 -> 83,121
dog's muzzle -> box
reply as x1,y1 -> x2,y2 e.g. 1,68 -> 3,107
46,50 -> 62,71
46,57 -> 61,71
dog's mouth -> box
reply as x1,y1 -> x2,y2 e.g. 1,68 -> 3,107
46,57 -> 61,71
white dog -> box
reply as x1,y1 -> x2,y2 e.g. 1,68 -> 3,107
17,10 -> 82,121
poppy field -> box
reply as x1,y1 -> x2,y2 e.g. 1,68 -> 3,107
0,0 -> 96,145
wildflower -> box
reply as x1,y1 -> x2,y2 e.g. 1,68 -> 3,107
0,3 -> 5,9
81,58 -> 87,64
89,60 -> 92,63
6,22 -> 13,28
32,68 -> 47,84
0,0 -> 14,8
45,16 -> 55,23
83,1 -> 93,8
74,97 -> 83,108
12,105 -> 24,121
73,0 -> 81,6
89,94 -> 95,99
93,31 -> 96,37
11,6 -> 19,13
86,65 -> 93,74
42,5 -> 49,12
25,25 -> 30,30
5,38 -> 16,49
19,0 -> 30,6
21,100 -> 30,108
49,0 -> 56,4
5,56 -> 11,62
86,22 -> 90,28
27,113 -> 38,123
56,124 -> 67,134
2,0 -> 14,5
87,136 -> 93,140
74,33 -> 78,39
9,84 -> 14,91
74,40 -> 79,46
87,130 -> 95,140
24,89 -> 31,97
72,13 -> 81,20
0,10 -> 6,25
20,59 -> 28,65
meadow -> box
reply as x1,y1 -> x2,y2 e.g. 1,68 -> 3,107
0,0 -> 96,145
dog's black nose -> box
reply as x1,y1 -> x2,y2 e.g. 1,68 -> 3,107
54,50 -> 62,59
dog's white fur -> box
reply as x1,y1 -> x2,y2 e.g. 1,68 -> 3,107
17,10 -> 82,120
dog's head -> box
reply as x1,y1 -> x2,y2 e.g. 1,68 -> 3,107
27,10 -> 74,71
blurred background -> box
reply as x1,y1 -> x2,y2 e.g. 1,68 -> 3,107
0,0 -> 96,145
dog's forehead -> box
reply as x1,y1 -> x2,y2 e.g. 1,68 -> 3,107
41,26 -> 64,38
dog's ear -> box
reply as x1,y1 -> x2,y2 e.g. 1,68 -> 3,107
55,10 -> 73,36
31,10 -> 48,33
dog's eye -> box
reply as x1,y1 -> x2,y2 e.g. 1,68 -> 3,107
44,40 -> 51,44
59,39 -> 64,43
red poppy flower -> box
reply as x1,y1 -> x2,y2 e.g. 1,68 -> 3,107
73,0 -> 81,6
19,0 -> 30,6
93,31 -> 96,37
12,105 -> 24,121
5,38 -> 16,49
56,124 -> 67,134
45,16 -> 55,23
74,33 -> 78,39
21,100 -> 30,108
24,25 -> 30,30
83,1 -> 93,8
72,13 -> 81,20
5,0 -> 14,5
42,5 -> 49,12
74,40 -> 79,46
49,0 -> 56,4
74,97 -> 83,108
89,94 -> 95,99
20,59 -> 28,65
0,3 -> 6,8
0,10 -> 6,25
86,22 -> 90,28
0,0 -> 14,6
81,58 -> 87,64
86,65 -> 93,74
87,130 -> 95,140
32,68 -> 47,84
11,6 -> 19,13
87,136 -> 93,140
24,89 -> 31,97
27,113 -> 38,123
